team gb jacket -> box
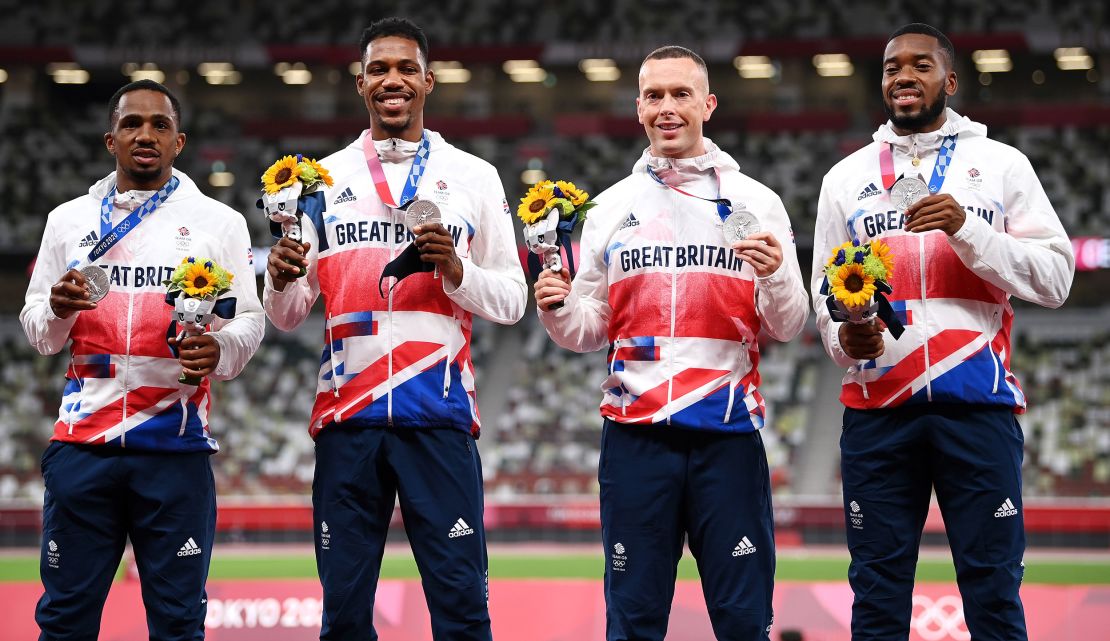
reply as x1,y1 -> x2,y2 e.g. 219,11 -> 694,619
540,139 -> 809,433
264,130 -> 526,438
811,109 -> 1074,411
21,169 -> 264,452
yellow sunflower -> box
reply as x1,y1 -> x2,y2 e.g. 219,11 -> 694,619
182,262 -> 219,297
830,263 -> 877,309
262,155 -> 301,194
517,181 -> 555,225
869,239 -> 895,276
555,180 -> 588,206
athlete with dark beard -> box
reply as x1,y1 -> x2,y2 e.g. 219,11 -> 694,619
811,23 -> 1074,641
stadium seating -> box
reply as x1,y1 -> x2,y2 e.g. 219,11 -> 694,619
1,1 -> 1106,507
2,0 -> 1101,46
2,97 -> 1108,251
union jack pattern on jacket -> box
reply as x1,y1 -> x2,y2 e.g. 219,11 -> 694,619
811,109 -> 1074,411
21,170 -> 264,452
264,130 -> 526,438
540,140 -> 809,433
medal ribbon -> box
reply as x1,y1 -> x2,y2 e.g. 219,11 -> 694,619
646,166 -> 732,222
878,134 -> 958,194
88,175 -> 180,265
362,130 -> 431,209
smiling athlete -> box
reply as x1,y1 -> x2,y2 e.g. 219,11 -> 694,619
811,23 -> 1074,641
263,17 -> 526,641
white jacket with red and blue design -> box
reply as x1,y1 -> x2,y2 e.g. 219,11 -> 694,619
263,130 -> 526,438
811,109 -> 1074,411
21,169 -> 264,452
540,139 -> 809,433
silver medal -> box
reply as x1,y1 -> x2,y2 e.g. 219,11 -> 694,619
80,265 -> 110,302
722,208 -> 761,243
405,199 -> 442,232
890,176 -> 929,212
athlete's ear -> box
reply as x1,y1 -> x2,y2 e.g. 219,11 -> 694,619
704,93 -> 718,122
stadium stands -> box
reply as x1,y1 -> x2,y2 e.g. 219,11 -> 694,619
0,0 -> 1105,514
2,0 -> 1104,46
2,96 -> 1108,251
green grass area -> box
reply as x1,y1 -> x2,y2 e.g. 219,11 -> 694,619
3,553 -> 1109,585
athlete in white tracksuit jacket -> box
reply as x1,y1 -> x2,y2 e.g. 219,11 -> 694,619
21,81 -> 263,641
811,24 -> 1074,641
536,47 -> 807,641
264,19 -> 525,641
23,167 -> 263,450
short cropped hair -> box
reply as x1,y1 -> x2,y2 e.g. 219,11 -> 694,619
359,17 -> 429,68
108,79 -> 181,126
888,23 -> 956,69
642,45 -> 708,78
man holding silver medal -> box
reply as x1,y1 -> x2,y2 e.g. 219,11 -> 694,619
811,24 -> 1074,641
21,80 -> 263,640
264,17 -> 525,641
535,46 -> 808,640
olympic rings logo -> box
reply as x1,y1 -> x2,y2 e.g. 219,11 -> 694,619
910,594 -> 969,641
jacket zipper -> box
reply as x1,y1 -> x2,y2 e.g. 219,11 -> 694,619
919,233 -> 932,401
609,336 -> 627,415
442,337 -> 452,399
988,310 -> 1001,394
664,189 -> 680,425
121,288 -> 135,447
723,380 -> 736,423
67,354 -> 80,434
386,214 -> 396,427
326,313 -> 340,397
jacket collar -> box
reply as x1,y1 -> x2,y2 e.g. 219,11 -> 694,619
633,138 -> 741,185
872,107 -> 987,150
88,167 -> 195,201
350,129 -> 446,162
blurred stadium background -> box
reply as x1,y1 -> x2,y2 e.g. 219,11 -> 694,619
0,1 -> 1108,639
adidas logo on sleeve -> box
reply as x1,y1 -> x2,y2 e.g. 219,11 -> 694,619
620,213 -> 640,229
857,183 -> 881,201
448,517 -> 475,538
333,187 -> 357,204
994,498 -> 1018,518
732,536 -> 757,557
77,230 -> 100,248
177,537 -> 203,556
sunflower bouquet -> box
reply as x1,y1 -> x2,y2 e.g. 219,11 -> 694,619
820,239 -> 902,335
518,180 -> 596,309
258,154 -> 333,278
164,257 -> 236,385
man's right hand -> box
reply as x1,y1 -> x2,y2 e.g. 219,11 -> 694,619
534,268 -> 571,312
839,320 -> 885,361
267,238 -> 311,292
49,269 -> 97,319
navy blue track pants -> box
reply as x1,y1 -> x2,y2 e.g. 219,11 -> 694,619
599,420 -> 775,641
36,442 -> 216,641
312,425 -> 491,641
841,404 -> 1027,641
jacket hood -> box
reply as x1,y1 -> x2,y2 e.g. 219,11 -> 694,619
348,129 -> 448,162
632,138 -> 740,185
88,167 -> 199,200
873,108 -> 987,150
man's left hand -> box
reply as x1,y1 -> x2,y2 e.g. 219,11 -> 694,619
904,194 -> 966,236
414,223 -> 464,285
731,231 -> 783,277
169,334 -> 221,380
